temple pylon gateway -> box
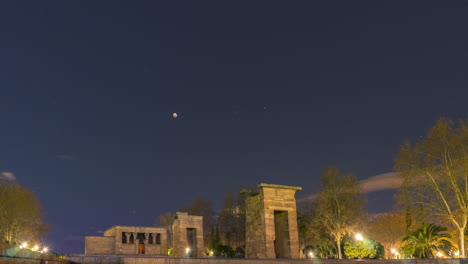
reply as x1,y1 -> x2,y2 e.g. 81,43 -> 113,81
244,183 -> 302,259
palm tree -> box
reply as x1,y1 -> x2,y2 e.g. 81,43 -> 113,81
401,223 -> 454,258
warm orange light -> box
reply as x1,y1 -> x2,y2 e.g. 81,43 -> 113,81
172,113 -> 178,118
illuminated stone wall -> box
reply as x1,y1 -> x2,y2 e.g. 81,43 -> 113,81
85,226 -> 167,256
245,183 -> 301,259
172,212 -> 204,258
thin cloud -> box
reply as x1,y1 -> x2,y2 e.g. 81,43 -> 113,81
56,155 -> 75,161
298,172 -> 401,203
361,172 -> 401,193
0,172 -> 16,182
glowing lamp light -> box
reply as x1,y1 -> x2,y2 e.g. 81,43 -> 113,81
22,242 -> 28,248
355,233 -> 364,241
33,245 -> 39,251
43,247 -> 48,252
172,113 -> 178,118
209,250 -> 214,256
437,252 -> 443,257
19,245 -> 23,249
391,248 -> 396,253
185,247 -> 190,253
455,251 -> 460,256
309,252 -> 314,258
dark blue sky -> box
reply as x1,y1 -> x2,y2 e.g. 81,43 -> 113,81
1,1 -> 467,254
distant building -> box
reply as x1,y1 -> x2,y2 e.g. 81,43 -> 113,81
85,226 -> 167,255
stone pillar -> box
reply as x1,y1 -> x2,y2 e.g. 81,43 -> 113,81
160,232 -> 168,255
245,183 -> 302,259
143,233 -> 148,244
134,233 -> 138,254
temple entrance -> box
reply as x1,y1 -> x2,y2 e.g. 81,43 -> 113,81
186,228 -> 197,257
245,184 -> 301,259
138,244 -> 145,254
274,210 -> 290,259
136,233 -> 146,254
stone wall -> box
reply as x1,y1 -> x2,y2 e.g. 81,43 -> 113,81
245,183 -> 302,259
67,255 -> 468,264
86,237 -> 115,255
85,226 -> 167,256
245,194 -> 266,259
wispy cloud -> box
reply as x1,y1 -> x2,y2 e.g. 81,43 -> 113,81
298,172 -> 401,203
361,172 -> 401,193
0,172 -> 16,182
56,154 -> 75,161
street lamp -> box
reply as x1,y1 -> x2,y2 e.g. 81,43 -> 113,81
355,233 -> 364,259
355,233 -> 364,241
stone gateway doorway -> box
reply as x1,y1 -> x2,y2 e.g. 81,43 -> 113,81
138,244 -> 145,254
172,212 -> 204,258
136,233 -> 146,254
244,183 -> 301,259
187,228 -> 197,257
274,210 -> 290,258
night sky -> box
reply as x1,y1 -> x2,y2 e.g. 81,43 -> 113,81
1,1 -> 467,254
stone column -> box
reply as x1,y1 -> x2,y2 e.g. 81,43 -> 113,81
122,232 -> 127,243
143,233 -> 148,244
160,232 -> 168,255
134,233 -> 139,254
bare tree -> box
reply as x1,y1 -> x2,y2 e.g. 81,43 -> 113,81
367,213 -> 406,258
395,118 -> 468,257
156,212 -> 175,248
313,167 -> 365,259
179,196 -> 215,246
217,191 -> 246,248
0,180 -> 48,243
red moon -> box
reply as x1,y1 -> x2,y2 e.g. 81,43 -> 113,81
172,113 -> 177,118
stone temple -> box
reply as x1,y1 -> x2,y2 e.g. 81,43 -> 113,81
85,226 -> 168,255
71,183 -> 302,263
83,212 -> 204,258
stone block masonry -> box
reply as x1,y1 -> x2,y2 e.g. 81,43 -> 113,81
245,183 -> 302,259
172,212 -> 204,258
85,226 -> 167,256
66,255 -> 468,264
